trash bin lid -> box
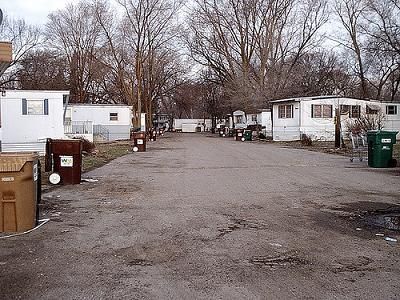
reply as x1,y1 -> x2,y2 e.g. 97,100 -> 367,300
0,153 -> 38,172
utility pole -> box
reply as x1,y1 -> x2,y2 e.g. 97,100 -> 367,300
136,52 -> 142,130
335,108 -> 341,148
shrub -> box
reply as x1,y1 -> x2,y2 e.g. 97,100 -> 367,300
73,137 -> 96,153
301,134 -> 312,146
345,111 -> 385,136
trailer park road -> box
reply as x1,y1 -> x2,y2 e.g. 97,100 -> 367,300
1,133 -> 400,299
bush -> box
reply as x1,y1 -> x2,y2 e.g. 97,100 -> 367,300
73,137 -> 96,153
258,132 -> 267,139
345,111 -> 385,136
301,134 -> 312,146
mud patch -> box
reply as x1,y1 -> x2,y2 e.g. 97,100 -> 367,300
332,256 -> 374,273
114,239 -> 185,266
67,223 -> 87,228
332,201 -> 400,214
249,253 -> 307,268
127,259 -> 153,266
218,216 -> 268,237
317,201 -> 400,235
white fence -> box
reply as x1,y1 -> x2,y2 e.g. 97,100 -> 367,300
64,121 -> 94,142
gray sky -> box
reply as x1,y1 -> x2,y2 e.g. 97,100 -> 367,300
1,0 -> 71,25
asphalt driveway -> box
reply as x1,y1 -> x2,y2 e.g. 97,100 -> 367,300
1,133 -> 399,299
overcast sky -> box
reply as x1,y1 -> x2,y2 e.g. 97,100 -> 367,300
1,0 -> 71,25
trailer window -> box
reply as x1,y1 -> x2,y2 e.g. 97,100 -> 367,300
110,112 -> 118,121
22,99 -> 49,115
351,105 -> 361,118
366,105 -> 379,114
340,105 -> 350,115
278,105 -> 293,118
386,105 -> 398,115
341,105 -> 361,118
312,104 -> 332,118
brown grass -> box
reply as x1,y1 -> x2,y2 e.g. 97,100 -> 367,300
82,140 -> 131,172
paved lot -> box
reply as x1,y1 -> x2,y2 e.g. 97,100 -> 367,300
1,133 -> 400,299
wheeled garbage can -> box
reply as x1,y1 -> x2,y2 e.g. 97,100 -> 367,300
131,131 -> 146,152
367,130 -> 398,168
0,153 -> 40,232
243,130 -> 253,141
235,129 -> 244,141
45,139 -> 83,185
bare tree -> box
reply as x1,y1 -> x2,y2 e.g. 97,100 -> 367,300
0,14 -> 41,88
364,0 -> 400,101
187,0 -> 328,112
117,0 -> 183,129
334,0 -> 369,98
92,0 -> 137,104
18,49 -> 69,90
46,0 -> 104,103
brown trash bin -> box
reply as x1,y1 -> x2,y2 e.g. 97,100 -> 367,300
45,139 -> 82,185
149,129 -> 157,142
0,153 -> 39,232
235,128 -> 244,141
131,131 -> 146,152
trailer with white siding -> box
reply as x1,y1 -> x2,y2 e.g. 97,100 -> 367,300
173,119 -> 212,132
0,90 -> 68,154
65,104 -> 132,141
271,96 -> 400,141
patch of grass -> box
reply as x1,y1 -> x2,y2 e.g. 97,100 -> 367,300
394,144 -> 400,159
82,141 -> 131,172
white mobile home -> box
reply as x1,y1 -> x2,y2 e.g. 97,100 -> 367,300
0,90 -> 68,153
383,103 -> 400,136
65,104 -> 132,141
173,119 -> 212,132
260,109 -> 272,137
271,96 -> 400,141
232,110 -> 272,136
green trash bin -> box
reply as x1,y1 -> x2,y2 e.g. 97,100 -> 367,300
367,130 -> 398,168
243,130 -> 252,141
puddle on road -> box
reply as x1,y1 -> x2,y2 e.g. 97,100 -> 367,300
321,201 -> 400,233
364,214 -> 400,231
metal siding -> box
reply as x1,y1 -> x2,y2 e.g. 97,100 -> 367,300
1,142 -> 46,155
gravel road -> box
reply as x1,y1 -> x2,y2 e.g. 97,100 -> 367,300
1,133 -> 399,299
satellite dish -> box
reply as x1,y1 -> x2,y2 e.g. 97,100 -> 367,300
0,9 -> 3,26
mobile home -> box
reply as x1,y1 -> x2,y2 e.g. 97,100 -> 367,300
0,90 -> 68,154
271,96 -> 400,141
65,104 -> 132,141
173,119 -> 212,132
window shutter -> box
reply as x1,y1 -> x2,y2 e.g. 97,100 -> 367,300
44,99 -> 49,115
22,98 -> 27,115
311,104 -> 314,118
